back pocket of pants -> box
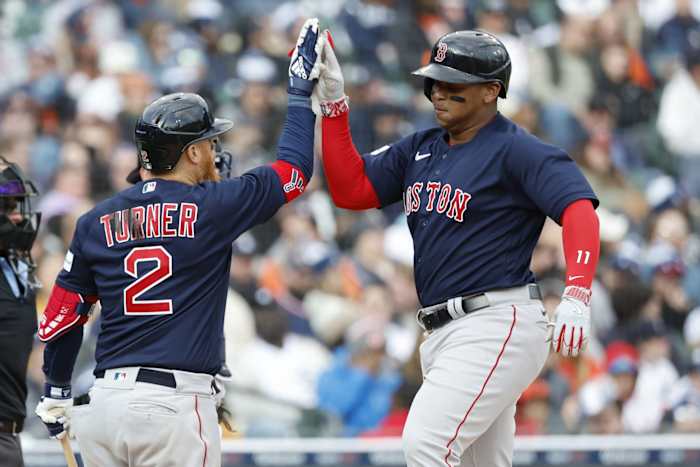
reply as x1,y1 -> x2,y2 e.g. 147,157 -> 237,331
128,400 -> 178,416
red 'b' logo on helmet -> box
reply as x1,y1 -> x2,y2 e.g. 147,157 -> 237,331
435,42 -> 448,63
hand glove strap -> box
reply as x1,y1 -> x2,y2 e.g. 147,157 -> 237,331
320,96 -> 350,118
563,286 -> 591,306
44,383 -> 71,399
288,76 -> 316,97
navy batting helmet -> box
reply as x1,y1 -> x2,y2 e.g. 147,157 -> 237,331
131,93 -> 233,182
412,30 -> 511,100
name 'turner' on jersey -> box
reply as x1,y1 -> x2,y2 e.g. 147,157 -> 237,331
99,202 -> 198,247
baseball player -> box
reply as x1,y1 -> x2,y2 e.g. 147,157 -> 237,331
315,31 -> 600,466
0,157 -> 41,467
34,18 -> 324,467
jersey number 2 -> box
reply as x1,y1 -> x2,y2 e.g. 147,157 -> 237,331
123,246 -> 173,315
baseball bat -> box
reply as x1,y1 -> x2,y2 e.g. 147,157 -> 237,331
60,436 -> 79,467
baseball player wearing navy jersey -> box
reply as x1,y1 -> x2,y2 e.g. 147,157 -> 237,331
34,19 -> 324,467
315,31 -> 600,466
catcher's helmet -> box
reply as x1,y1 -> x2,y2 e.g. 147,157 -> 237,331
0,156 -> 41,285
412,30 -> 511,100
132,93 -> 233,180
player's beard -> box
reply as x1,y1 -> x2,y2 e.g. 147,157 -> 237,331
202,154 -> 221,183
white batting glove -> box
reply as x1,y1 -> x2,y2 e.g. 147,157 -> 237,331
313,30 -> 349,117
36,385 -> 73,439
213,367 -> 230,408
214,365 -> 234,432
549,286 -> 591,358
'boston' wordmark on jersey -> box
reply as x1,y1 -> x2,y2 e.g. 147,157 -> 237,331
403,181 -> 472,222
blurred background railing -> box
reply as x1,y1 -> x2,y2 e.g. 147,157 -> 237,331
20,434 -> 700,467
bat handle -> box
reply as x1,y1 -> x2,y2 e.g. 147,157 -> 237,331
60,436 -> 79,467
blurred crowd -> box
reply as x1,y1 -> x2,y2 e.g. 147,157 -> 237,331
2,0 -> 700,439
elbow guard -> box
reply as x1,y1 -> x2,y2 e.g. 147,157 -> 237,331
38,284 -> 98,343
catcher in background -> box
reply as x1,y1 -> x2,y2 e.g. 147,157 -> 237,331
34,18 -> 323,467
315,30 -> 600,467
0,157 -> 41,467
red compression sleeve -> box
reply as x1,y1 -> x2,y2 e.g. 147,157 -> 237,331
322,113 -> 380,210
562,199 -> 600,288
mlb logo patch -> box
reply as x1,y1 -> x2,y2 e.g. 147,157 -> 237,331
63,250 -> 74,272
143,181 -> 157,194
113,372 -> 128,382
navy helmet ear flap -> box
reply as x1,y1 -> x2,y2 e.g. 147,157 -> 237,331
423,78 -> 434,101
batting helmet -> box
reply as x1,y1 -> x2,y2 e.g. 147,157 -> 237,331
133,93 -> 233,180
412,30 -> 511,100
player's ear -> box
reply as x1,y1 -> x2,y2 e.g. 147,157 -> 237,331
482,82 -> 500,104
184,143 -> 201,164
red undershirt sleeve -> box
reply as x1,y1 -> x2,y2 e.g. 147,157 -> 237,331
561,199 -> 600,289
321,113 -> 380,210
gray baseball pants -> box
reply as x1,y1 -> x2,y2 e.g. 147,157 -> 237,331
70,367 -> 220,467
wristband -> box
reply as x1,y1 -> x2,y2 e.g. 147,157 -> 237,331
563,286 -> 591,306
320,96 -> 350,118
44,383 -> 71,399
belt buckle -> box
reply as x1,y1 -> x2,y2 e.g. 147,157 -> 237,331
416,302 -> 444,332
416,309 -> 428,331
416,307 -> 440,332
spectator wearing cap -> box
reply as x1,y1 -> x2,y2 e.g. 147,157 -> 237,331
623,320 -> 679,432
648,208 -> 700,307
231,53 -> 286,159
516,378 -> 552,435
316,317 -> 402,436
646,239 -> 695,334
645,175 -> 687,214
562,341 -> 638,433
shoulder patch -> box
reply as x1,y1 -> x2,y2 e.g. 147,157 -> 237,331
370,145 -> 390,156
142,181 -> 157,194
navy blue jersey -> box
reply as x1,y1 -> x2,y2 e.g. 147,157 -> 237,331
57,167 -> 286,375
362,113 -> 598,307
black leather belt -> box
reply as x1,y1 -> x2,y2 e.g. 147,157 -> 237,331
417,284 -> 542,332
95,368 -> 177,388
0,419 -> 23,435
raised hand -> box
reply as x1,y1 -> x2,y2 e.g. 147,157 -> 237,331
288,18 -> 324,97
